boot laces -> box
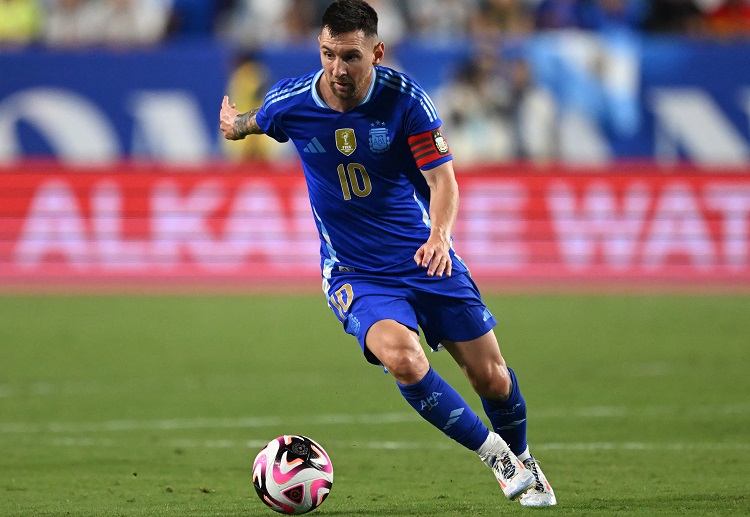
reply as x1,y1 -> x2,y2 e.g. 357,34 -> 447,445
497,452 -> 516,479
524,458 -> 544,492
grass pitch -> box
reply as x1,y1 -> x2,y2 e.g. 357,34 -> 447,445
1,293 -> 749,516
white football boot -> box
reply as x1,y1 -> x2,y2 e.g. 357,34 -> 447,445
478,433 -> 535,501
519,457 -> 557,507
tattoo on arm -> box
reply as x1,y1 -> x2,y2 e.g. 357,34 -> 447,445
233,107 -> 263,137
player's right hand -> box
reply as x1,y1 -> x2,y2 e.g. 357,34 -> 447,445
219,95 -> 243,140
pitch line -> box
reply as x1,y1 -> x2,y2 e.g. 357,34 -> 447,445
0,412 -> 421,434
3,403 -> 750,435
44,436 -> 750,452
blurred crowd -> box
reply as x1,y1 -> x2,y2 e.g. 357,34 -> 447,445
1,0 -> 748,164
1,0 -> 749,48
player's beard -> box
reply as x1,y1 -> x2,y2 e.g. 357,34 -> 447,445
329,78 -> 355,99
328,74 -> 368,101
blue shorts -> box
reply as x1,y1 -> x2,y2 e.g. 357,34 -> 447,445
324,272 -> 498,365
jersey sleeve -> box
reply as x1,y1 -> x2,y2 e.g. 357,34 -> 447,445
255,79 -> 292,143
404,85 -> 453,171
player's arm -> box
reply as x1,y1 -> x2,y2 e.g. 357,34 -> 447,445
415,160 -> 459,277
219,95 -> 264,140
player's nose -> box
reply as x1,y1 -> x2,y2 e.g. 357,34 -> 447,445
331,58 -> 347,77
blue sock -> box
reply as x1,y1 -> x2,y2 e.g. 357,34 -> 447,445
398,366 -> 489,451
481,367 -> 528,456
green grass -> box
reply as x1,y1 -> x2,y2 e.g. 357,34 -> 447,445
1,293 -> 749,516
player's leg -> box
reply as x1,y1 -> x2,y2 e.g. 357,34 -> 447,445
441,331 -> 527,457
364,319 -> 489,450
364,319 -> 534,501
441,332 -> 556,507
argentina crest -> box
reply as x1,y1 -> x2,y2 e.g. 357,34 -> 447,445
368,121 -> 390,153
335,128 -> 357,156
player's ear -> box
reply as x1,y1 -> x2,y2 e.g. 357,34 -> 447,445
372,42 -> 385,65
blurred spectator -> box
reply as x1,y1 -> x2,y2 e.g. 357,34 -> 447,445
220,0 -> 408,50
218,0 -> 318,49
0,0 -> 43,45
470,0 -> 536,37
44,0 -> 96,46
284,0 -> 319,41
435,46 -> 546,161
223,55 -> 294,160
642,0 -> 706,35
404,0 -> 479,38
92,0 -> 172,46
534,0 -> 585,29
44,0 -> 171,47
364,0 -> 408,44
288,0 -> 408,44
704,0 -> 750,39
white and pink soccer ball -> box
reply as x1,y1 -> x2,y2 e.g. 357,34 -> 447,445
252,435 -> 334,514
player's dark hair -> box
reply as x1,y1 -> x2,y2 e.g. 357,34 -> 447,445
322,0 -> 379,38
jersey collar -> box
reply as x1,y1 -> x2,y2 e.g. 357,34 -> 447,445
311,67 -> 377,110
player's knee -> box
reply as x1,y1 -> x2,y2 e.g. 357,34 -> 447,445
371,338 -> 428,384
366,321 -> 428,384
379,345 -> 429,384
470,364 -> 512,400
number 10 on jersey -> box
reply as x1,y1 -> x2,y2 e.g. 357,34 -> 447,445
337,163 -> 372,200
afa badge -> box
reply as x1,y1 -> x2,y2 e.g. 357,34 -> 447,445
432,129 -> 450,155
335,128 -> 357,156
368,121 -> 390,153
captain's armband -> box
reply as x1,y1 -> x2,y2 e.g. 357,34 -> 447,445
408,127 -> 452,169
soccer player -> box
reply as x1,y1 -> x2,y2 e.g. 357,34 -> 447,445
219,0 -> 556,507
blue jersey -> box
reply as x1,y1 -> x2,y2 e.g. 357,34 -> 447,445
255,65 -> 468,279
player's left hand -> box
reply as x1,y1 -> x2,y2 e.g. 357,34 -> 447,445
415,235 -> 452,277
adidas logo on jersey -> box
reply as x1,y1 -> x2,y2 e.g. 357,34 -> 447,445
304,137 -> 326,153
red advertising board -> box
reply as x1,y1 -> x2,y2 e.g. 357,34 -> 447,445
2,162 -> 749,291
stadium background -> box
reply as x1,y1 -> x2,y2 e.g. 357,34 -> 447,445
2,2 -> 750,516
1,0 -> 749,291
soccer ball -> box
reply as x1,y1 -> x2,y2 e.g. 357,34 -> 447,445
252,435 -> 334,514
